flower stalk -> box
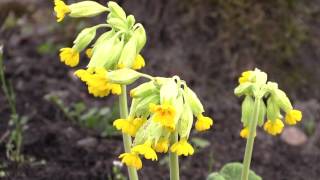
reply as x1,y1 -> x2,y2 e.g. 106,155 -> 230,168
169,132 -> 180,180
119,85 -> 139,180
241,97 -> 261,180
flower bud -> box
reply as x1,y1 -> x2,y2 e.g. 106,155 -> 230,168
274,89 -> 293,112
87,35 -> 117,68
177,103 -> 193,138
69,1 -> 108,18
107,68 -> 141,85
73,26 -> 97,52
126,15 -> 136,29
183,87 -> 204,116
257,99 -> 266,127
93,30 -> 115,48
241,95 -> 254,127
107,18 -> 128,31
133,25 -> 147,53
107,1 -> 127,20
117,36 -> 137,68
130,81 -> 158,98
266,98 -> 281,122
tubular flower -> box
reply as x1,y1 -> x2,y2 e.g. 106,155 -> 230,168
54,0 -> 70,22
263,119 -> 284,136
74,68 -> 121,97
132,54 -> 145,70
153,139 -> 169,153
119,152 -> 142,170
240,127 -> 256,139
195,114 -> 213,132
150,103 -> 176,131
285,109 -> 302,125
85,48 -> 93,58
113,119 -> 136,136
170,138 -> 194,156
59,48 -> 79,67
131,141 -> 158,161
238,70 -> 253,84
240,127 -> 249,138
132,117 -> 146,130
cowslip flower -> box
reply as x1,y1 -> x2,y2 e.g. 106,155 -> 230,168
285,109 -> 302,125
153,139 -> 169,153
113,118 -> 146,137
150,102 -> 176,131
54,0 -> 70,22
59,48 -> 79,67
74,68 -> 121,97
170,138 -> 194,156
240,127 -> 249,138
119,152 -> 142,170
238,70 -> 253,84
132,54 -> 145,70
131,141 -> 158,161
263,119 -> 284,136
195,114 -> 213,132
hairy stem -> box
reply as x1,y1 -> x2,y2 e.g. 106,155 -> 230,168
169,132 -> 180,180
241,98 -> 261,180
119,85 -> 139,180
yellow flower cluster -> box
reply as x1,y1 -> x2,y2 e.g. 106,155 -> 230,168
236,69 -> 303,138
116,78 -> 214,170
74,68 -> 121,97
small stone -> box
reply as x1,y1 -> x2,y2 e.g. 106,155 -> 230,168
281,127 -> 307,146
77,137 -> 98,149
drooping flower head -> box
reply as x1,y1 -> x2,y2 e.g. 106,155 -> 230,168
115,76 -> 214,170
235,68 -> 303,138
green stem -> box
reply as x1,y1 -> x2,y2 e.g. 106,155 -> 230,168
119,85 -> 138,180
169,132 -> 180,180
241,98 -> 261,180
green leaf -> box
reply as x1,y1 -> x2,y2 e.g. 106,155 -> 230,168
207,163 -> 262,180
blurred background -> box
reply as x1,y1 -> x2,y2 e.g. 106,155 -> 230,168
0,0 -> 320,179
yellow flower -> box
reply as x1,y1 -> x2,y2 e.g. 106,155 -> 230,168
132,54 -> 145,70
113,118 -> 146,137
240,127 -> 249,138
74,68 -> 121,97
131,141 -> 158,161
85,48 -> 93,58
285,109 -> 302,125
263,119 -> 284,136
153,139 -> 169,153
59,48 -> 79,67
54,0 -> 70,22
240,127 -> 256,139
238,70 -> 253,84
113,119 -> 136,136
119,152 -> 142,170
150,103 -> 176,131
195,114 -> 213,131
170,138 -> 194,156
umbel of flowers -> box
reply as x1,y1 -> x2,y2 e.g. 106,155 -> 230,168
235,68 -> 302,138
113,76 -> 213,169
54,0 -> 146,97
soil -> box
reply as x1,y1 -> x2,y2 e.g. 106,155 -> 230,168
0,0 -> 320,180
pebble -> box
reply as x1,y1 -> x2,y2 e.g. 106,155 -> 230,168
281,127 -> 307,146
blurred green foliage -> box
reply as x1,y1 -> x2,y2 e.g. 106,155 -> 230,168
45,93 -> 120,137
